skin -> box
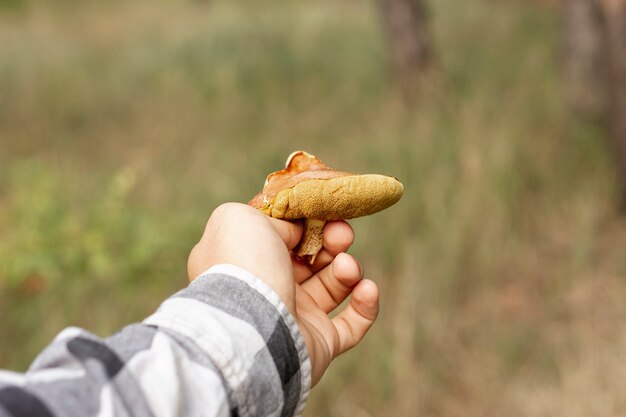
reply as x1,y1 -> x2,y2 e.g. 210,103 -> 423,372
187,203 -> 380,386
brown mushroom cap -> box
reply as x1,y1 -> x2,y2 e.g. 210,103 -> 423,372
248,151 -> 404,221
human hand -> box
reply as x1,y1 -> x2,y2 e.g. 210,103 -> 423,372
187,203 -> 379,386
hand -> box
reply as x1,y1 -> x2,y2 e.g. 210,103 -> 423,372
187,203 -> 379,386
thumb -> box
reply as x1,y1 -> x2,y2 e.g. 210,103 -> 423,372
267,217 -> 303,251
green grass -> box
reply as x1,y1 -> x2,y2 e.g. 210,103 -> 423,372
2,1 -> 626,416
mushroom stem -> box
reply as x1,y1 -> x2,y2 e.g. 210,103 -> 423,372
296,218 -> 326,264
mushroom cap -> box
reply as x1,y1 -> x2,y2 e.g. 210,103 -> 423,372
249,151 -> 404,221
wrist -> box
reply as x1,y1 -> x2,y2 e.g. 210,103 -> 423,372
149,264 -> 312,416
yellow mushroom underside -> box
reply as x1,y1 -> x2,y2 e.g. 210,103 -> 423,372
262,174 -> 404,221
257,174 -> 403,264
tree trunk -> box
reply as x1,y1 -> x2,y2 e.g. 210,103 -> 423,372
563,0 -> 626,206
562,0 -> 607,117
378,0 -> 433,102
599,0 -> 626,205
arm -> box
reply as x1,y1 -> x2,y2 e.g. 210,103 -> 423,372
0,264 -> 308,417
0,203 -> 379,417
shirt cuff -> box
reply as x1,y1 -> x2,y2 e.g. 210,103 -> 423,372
145,263 -> 311,417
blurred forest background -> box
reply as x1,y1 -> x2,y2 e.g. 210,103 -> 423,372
2,0 -> 626,415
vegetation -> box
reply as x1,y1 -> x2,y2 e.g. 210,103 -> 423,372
2,0 -> 626,415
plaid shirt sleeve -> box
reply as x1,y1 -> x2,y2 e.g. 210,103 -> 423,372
0,264 -> 312,417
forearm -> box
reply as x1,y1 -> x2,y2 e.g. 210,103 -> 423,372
0,265 -> 311,417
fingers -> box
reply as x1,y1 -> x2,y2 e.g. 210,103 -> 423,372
294,221 -> 355,283
331,279 -> 379,356
271,218 -> 353,262
301,253 -> 363,312
292,256 -> 316,284
321,221 -> 355,257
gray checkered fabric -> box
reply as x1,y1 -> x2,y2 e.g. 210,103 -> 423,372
0,264 -> 311,417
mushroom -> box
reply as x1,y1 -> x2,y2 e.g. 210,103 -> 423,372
248,151 -> 404,264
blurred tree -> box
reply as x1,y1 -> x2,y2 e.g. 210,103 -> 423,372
600,0 -> 626,205
562,0 -> 607,117
378,0 -> 433,102
564,0 -> 626,205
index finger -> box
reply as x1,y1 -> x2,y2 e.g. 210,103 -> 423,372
293,220 -> 355,283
